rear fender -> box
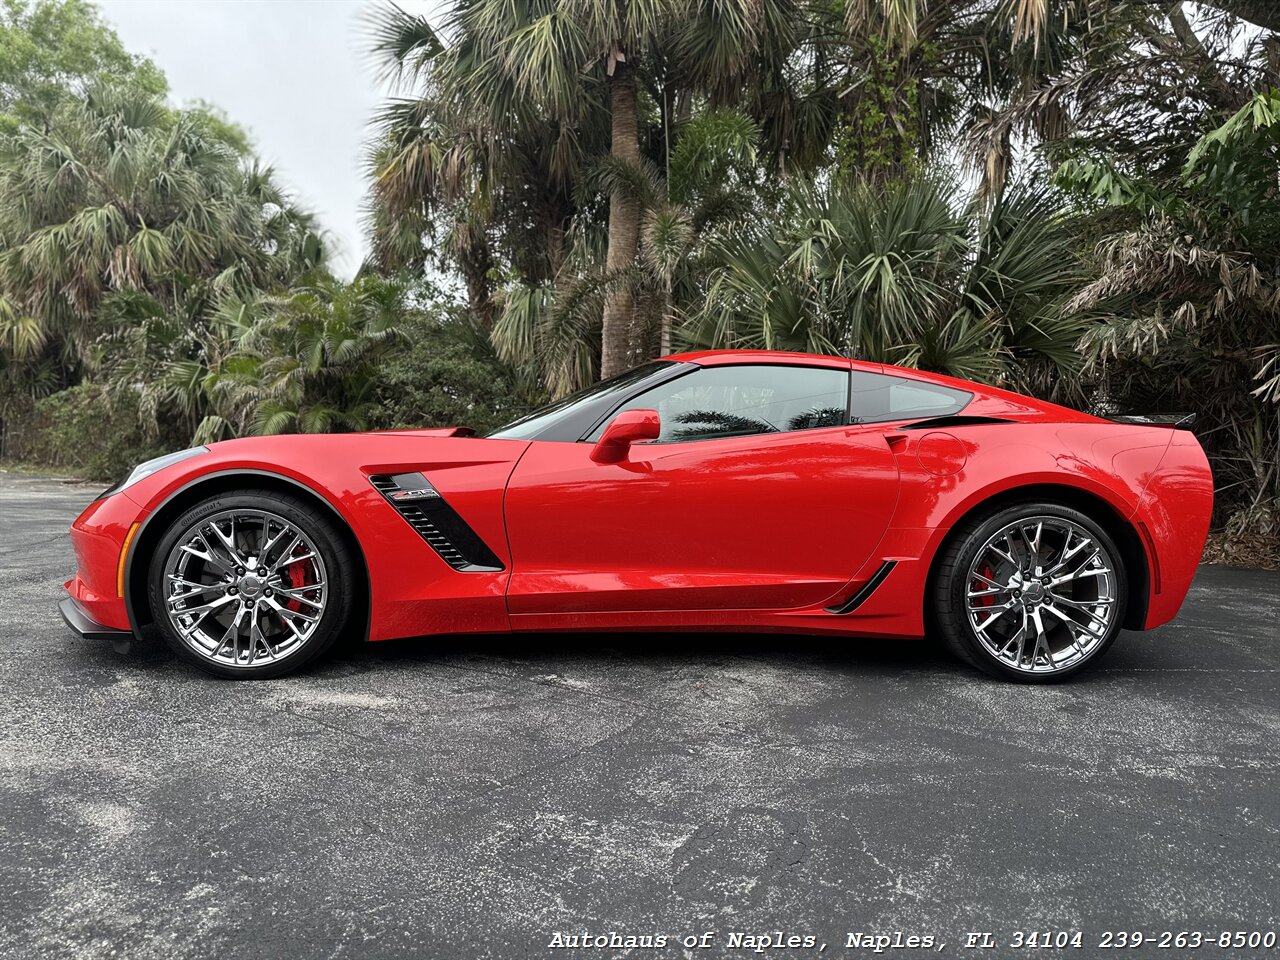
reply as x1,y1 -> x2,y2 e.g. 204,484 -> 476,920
847,423 -> 1175,635
1130,430 -> 1214,628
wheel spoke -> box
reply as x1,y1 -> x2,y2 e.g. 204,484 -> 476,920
1049,563 -> 1110,588
1014,524 -> 1041,573
207,520 -> 238,565
996,613 -> 1028,660
172,593 -> 235,617
266,534 -> 302,573
966,585 -> 1006,599
1051,594 -> 1116,611
274,582 -> 326,607
205,521 -> 248,569
1045,534 -> 1091,576
259,519 -> 290,566
246,614 -> 269,664
1029,608 -> 1052,667
1046,600 -> 1109,634
166,577 -> 224,603
970,571 -> 1005,590
275,604 -> 318,625
255,617 -> 275,660
206,608 -> 235,658
1013,608 -> 1029,665
265,597 -> 309,642
968,599 -> 1008,613
989,542 -> 1018,568
1043,604 -> 1091,656
179,539 -> 235,575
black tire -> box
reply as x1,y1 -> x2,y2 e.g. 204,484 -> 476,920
932,501 -> 1128,683
147,489 -> 356,679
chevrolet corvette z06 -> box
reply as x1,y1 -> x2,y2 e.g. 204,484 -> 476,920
61,350 -> 1212,682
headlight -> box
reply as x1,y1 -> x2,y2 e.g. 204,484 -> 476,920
100,446 -> 209,499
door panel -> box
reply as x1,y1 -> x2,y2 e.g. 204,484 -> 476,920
503,426 -> 900,614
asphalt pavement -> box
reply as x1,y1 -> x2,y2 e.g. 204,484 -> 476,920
1,472 -> 1277,960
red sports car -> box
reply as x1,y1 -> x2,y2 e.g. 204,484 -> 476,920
61,350 -> 1213,682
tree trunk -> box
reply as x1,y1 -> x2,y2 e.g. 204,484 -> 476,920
458,232 -> 496,330
600,61 -> 641,379
659,280 -> 673,356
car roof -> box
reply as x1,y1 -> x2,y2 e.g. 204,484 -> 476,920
667,349 -> 878,371
664,349 -> 1098,423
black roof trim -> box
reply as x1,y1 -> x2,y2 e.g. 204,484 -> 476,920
898,415 -> 1015,430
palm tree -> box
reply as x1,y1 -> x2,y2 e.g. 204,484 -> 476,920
489,108 -> 768,396
367,0 -> 812,379
201,275 -> 407,438
686,174 -> 1089,399
0,85 -> 323,364
366,3 -> 597,328
850,1 -> 1276,197
369,0 -> 678,377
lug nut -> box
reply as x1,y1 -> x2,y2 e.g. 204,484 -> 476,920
258,567 -> 268,577
228,586 -> 238,595
264,588 -> 273,597
236,566 -> 245,575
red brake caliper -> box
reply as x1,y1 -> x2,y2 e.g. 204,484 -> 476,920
285,561 -> 307,612
973,562 -> 996,608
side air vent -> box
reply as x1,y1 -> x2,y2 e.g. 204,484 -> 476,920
369,473 -> 504,573
825,561 -> 897,615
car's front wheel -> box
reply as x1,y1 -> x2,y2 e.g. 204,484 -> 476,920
932,502 -> 1128,682
147,489 -> 354,678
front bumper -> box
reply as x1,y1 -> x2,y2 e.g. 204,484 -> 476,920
63,490 -> 146,642
59,596 -> 133,654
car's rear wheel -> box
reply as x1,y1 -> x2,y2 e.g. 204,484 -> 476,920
147,489 -> 354,678
932,502 -> 1128,682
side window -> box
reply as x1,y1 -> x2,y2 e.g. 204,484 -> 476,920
588,365 -> 850,443
850,370 -> 971,424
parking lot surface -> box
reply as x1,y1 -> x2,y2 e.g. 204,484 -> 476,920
1,473 -> 1277,959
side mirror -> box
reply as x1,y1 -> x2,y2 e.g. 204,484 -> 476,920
590,409 -> 660,464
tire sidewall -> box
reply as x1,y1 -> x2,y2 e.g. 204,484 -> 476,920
147,491 -> 353,679
942,502 -> 1128,682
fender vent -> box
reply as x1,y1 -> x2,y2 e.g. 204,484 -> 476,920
369,473 -> 504,572
826,560 -> 896,615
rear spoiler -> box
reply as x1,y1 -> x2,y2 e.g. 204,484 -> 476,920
1109,412 -> 1197,429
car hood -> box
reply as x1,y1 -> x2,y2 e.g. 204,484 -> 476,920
365,426 -> 479,438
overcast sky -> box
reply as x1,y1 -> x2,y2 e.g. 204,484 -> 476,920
96,0 -> 441,279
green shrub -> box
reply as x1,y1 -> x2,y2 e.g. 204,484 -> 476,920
6,383 -> 166,480
370,314 -> 542,435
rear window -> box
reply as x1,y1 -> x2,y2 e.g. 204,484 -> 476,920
850,371 -> 971,424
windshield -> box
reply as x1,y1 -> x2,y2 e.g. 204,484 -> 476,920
487,361 -> 677,441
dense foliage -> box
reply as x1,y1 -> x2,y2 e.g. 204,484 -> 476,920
2,0 -> 1278,562
0,0 -> 164,131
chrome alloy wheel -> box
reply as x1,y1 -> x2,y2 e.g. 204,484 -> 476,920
161,509 -> 328,668
964,516 -> 1118,675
